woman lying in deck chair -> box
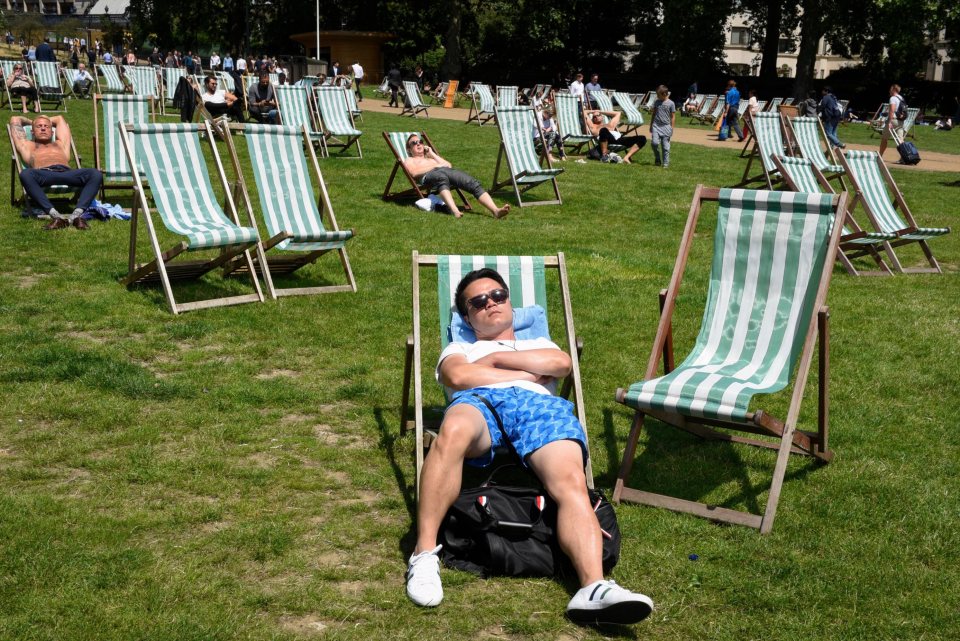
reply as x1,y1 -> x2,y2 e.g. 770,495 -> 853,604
402,134 -> 510,219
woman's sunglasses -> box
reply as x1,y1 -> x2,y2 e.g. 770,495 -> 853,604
467,288 -> 509,311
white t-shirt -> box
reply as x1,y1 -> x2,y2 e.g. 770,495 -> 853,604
204,89 -> 226,105
236,58 -> 247,72
210,54 -> 220,69
352,63 -> 364,79
889,94 -> 902,121
437,337 -> 560,397
569,80 -> 584,97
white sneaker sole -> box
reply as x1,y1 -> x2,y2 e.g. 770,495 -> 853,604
567,594 -> 653,625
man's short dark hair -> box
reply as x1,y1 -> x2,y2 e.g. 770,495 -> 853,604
455,268 -> 508,318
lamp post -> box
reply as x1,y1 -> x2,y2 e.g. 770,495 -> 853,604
316,0 -> 320,58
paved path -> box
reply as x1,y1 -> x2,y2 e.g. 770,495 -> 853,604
360,98 -> 960,174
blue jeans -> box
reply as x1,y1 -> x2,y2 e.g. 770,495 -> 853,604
823,119 -> 843,147
19,166 -> 103,214
724,109 -> 744,140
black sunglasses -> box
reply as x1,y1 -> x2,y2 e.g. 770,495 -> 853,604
408,139 -> 423,146
466,288 -> 509,311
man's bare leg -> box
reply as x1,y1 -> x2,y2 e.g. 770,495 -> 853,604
477,192 -> 510,219
437,188 -> 463,218
623,143 -> 640,164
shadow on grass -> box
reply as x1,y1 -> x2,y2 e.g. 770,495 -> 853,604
600,407 -> 826,519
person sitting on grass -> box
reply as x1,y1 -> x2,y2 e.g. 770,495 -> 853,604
583,109 -> 647,164
401,134 -> 510,219
405,267 -> 654,626
10,115 -> 103,230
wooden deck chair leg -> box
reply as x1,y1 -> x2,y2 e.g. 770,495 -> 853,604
613,410 -> 646,504
880,240 -> 906,273
817,308 -> 831,460
401,335 -> 414,434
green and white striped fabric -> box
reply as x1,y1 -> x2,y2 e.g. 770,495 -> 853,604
215,71 -> 234,93
242,124 -> 353,252
612,92 -> 644,125
128,123 -> 259,250
622,189 -> 836,421
707,97 -> 726,122
843,150 -> 950,240
901,107 -> 920,135
342,82 -> 361,116
767,97 -> 783,112
125,66 -> 159,99
790,117 -> 844,174
737,101 -> 749,118
642,92 -> 657,110
436,255 -> 547,349
473,83 -> 496,114
782,97 -> 795,106
97,65 -> 126,93
269,73 -> 280,85
31,61 -> 62,92
100,95 -> 151,180
401,80 -> 428,115
313,86 -> 361,136
162,67 -> 186,102
385,131 -> 420,161
775,156 -> 895,245
497,85 -> 518,108
553,93 -> 593,145
275,85 -> 320,136
696,95 -> 718,118
296,75 -> 319,88
0,60 -> 17,76
496,106 -> 562,183
751,112 -> 786,173
590,90 -> 614,123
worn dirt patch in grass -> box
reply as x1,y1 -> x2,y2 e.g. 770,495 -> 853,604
256,369 -> 300,380
312,423 -> 364,449
278,615 -> 338,636
13,271 -> 44,288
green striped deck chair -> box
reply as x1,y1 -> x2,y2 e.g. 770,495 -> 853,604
380,130 -> 470,210
782,97 -> 795,106
590,90 -> 615,120
96,64 -> 126,94
839,150 -> 950,273
466,83 -> 496,126
430,81 -> 448,105
215,71 -> 234,93
401,251 -> 593,499
496,85 -> 518,108
161,67 -> 186,110
400,80 -> 429,118
373,76 -> 390,97
117,121 -> 267,314
341,81 -> 362,121
553,92 -> 594,155
8,123 -> 82,208
313,85 -> 363,158
274,84 -> 325,152
0,60 -> 22,110
704,97 -> 725,124
766,97 -> 783,112
93,94 -> 154,200
125,66 -> 160,101
615,186 -> 847,533
31,61 -> 66,112
688,94 -> 717,124
737,101 -> 769,156
222,123 -> 356,298
641,91 -> 657,111
295,75 -> 319,88
612,91 -> 644,135
772,155 -> 894,276
491,106 -> 563,207
737,111 -> 787,189
785,116 -> 845,187
901,107 -> 920,139
837,99 -> 849,117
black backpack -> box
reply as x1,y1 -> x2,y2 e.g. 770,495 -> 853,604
895,98 -> 907,121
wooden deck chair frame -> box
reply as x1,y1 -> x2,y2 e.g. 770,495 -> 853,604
400,80 -> 429,118
614,186 -> 847,534
8,121 -> 83,208
465,83 -> 496,126
95,64 -> 127,95
838,150 -> 950,274
736,110 -> 787,189
93,93 -> 155,201
312,85 -> 363,158
221,123 -> 357,298
117,121 -> 268,314
380,130 -> 471,211
784,116 -> 847,191
400,251 -> 593,499
490,106 -> 563,207
772,154 -> 894,276
31,61 -> 66,112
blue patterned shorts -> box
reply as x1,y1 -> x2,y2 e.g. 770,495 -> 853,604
448,387 -> 587,468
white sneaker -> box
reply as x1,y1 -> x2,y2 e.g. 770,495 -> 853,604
406,545 -> 443,607
414,197 -> 433,212
566,579 -> 653,625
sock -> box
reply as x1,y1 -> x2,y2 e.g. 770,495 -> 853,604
69,207 -> 84,221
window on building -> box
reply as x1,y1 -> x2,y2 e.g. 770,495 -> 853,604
730,28 -> 751,46
778,38 -> 796,54
729,63 -> 751,76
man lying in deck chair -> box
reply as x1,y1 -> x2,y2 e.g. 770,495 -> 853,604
406,267 -> 654,625
402,134 -> 510,219
10,115 -> 102,230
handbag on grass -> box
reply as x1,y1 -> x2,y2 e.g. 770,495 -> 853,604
438,394 -> 620,578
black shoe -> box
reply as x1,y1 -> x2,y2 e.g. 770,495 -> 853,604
737,137 -> 746,142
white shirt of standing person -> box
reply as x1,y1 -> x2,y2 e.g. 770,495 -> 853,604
352,62 -> 363,80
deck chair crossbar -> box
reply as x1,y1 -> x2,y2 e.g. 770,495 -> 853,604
401,252 -> 592,499
614,186 -> 847,533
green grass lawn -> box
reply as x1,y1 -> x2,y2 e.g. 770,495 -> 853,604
1,95 -> 958,640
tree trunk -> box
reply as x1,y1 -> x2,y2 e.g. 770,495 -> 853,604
793,0 -> 824,101
440,0 -> 462,81
759,1 -> 783,80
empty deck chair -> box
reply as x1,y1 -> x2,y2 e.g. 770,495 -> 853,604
772,155 -> 894,276
496,85 -> 519,108
274,84 -> 324,150
8,122 -> 82,208
466,83 -> 496,126
95,64 -> 127,95
612,91 -> 645,135
839,150 -> 950,273
222,123 -> 356,297
161,67 -> 186,112
381,131 -> 471,210
125,66 -> 161,102
704,97 -> 726,124
766,97 -> 783,112
31,61 -> 66,112
737,111 -> 787,189
117,121 -> 267,313
641,91 -> 657,111
688,94 -> 717,124
93,94 -> 154,201
313,85 -> 363,158
785,116 -> 846,188
491,106 -> 563,207
614,186 -> 847,534
553,92 -> 594,155
400,80 -> 429,118
782,97 -> 795,106
340,82 -> 363,121
373,76 -> 390,98
400,251 -> 593,498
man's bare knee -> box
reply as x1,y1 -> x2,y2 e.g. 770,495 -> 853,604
431,405 -> 488,458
